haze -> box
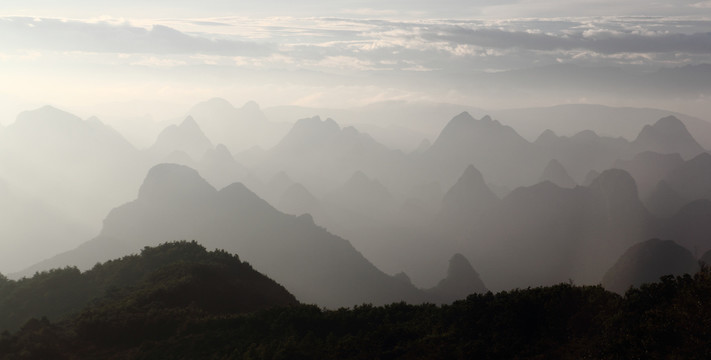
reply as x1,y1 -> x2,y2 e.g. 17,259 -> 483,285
2,0 -> 711,313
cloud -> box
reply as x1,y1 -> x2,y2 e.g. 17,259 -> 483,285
426,26 -> 711,55
0,17 -> 275,56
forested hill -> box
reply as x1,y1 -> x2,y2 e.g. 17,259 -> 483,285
0,241 -> 297,333
3,265 -> 711,358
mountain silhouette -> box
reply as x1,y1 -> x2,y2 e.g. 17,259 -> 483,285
0,106 -> 145,251
602,239 -> 698,294
278,182 -> 321,217
534,129 -> 628,184
149,116 -> 214,160
422,112 -> 542,189
264,116 -> 403,198
664,152 -> 711,203
426,253 -> 488,304
613,151 -> 684,197
187,98 -> 289,152
630,116 -> 704,159
644,180 -> 687,218
19,164 -> 434,307
582,169 -> 600,186
197,144 -> 251,190
539,159 -> 576,188
463,168 -> 651,290
437,165 -> 499,238
658,199 -> 711,258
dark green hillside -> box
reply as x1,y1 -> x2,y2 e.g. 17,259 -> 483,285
0,241 -> 297,332
4,267 -> 711,359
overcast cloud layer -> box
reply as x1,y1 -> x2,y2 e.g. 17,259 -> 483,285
0,1 -> 709,123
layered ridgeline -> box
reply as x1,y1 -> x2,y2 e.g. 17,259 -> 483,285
17,164 -> 485,307
435,166 -> 653,290
0,106 -> 148,273
0,241 -> 298,332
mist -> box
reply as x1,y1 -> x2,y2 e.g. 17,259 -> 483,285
1,0 -> 711,357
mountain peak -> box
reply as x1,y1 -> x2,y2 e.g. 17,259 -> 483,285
440,165 -> 498,219
180,115 -> 200,129
590,168 -> 638,196
632,115 -> 704,159
14,105 -> 82,129
653,115 -> 685,132
539,159 -> 576,188
241,100 -> 261,112
602,239 -> 698,294
138,163 -> 216,203
150,116 -> 214,159
428,253 -> 487,303
535,129 -> 559,144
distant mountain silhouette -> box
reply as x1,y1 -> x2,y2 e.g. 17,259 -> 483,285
19,164 -> 443,307
644,180 -> 687,218
197,144 -> 251,190
463,168 -> 652,290
539,159 -> 576,188
412,138 -> 431,154
437,165 -> 499,238
0,106 -> 145,254
426,253 -> 488,304
602,239 -> 698,294
492,103 -> 711,149
534,129 -> 628,183
187,98 -> 289,152
422,112 -> 542,189
613,151 -> 684,197
664,152 -> 711,203
149,116 -> 214,160
0,179 -> 91,273
630,116 -> 704,159
582,170 -> 600,186
264,116 -> 403,197
658,200 -> 711,258
278,183 -> 321,217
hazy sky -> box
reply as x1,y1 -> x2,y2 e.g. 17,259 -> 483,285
1,0 -> 710,124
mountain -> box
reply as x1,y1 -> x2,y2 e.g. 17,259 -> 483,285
0,106 -> 146,268
328,170 -> 392,213
263,116 -> 404,197
534,129 -> 629,183
426,253 -> 488,304
539,159 -> 576,188
437,165 -> 499,238
582,170 -> 600,186
18,164 -> 433,307
466,168 -> 652,290
197,144 -> 251,190
630,116 -> 705,159
664,152 -> 711,203
421,112 -> 544,189
0,179 -> 92,274
658,200 -> 711,258
492,103 -> 711,149
148,116 -> 214,160
0,241 -> 297,332
187,98 -> 289,152
278,183 -> 321,217
644,180 -> 687,218
602,239 -> 699,294
613,151 -> 684,197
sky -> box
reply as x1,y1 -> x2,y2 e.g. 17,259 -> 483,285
1,0 -> 710,124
